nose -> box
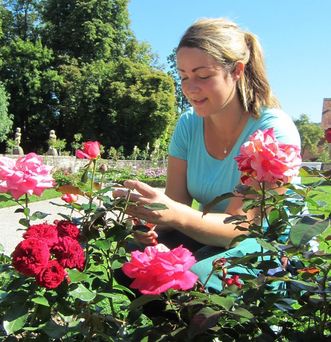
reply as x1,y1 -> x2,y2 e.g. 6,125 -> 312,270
182,80 -> 200,95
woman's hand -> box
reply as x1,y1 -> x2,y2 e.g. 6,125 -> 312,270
112,179 -> 179,228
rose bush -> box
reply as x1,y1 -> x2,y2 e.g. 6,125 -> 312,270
0,135 -> 330,341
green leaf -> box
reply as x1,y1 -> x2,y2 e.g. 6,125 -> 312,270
232,307 -> 254,319
94,239 -> 112,250
30,211 -> 49,220
143,202 -> 168,210
209,295 -> 234,310
256,238 -> 278,252
32,296 -> 49,307
128,294 -> 161,311
3,305 -> 29,334
18,218 -> 30,227
203,193 -> 235,215
290,217 -> 330,246
42,319 -> 68,339
69,284 -> 96,302
188,307 -> 221,339
111,259 -> 124,270
67,269 -> 90,283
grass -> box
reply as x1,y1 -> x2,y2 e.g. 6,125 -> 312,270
0,189 -> 62,209
301,177 -> 331,216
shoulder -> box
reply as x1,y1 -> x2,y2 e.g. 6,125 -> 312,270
252,107 -> 301,146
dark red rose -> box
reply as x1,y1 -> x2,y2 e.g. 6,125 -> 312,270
36,259 -> 66,289
53,236 -> 85,271
12,238 -> 50,276
23,223 -> 59,248
56,220 -> 80,239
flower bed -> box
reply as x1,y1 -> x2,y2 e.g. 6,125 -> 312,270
0,135 -> 330,340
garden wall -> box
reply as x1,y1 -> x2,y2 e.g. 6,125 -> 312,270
0,155 -> 167,173
1,155 -> 330,172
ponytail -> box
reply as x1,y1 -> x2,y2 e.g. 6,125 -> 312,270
238,32 -> 280,118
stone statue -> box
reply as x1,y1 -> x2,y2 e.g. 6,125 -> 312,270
46,129 -> 58,156
13,127 -> 24,155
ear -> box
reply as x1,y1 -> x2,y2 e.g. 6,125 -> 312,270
232,62 -> 245,80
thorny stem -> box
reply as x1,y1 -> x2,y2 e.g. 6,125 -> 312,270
118,189 -> 131,223
319,264 -> 331,335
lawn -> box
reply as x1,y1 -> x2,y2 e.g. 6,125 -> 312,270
0,188 -> 62,209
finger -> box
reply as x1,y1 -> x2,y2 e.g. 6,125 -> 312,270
124,180 -> 158,198
112,189 -> 144,203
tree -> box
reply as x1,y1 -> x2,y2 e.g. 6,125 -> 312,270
167,48 -> 190,114
0,38 -> 62,151
1,0 -> 41,42
294,114 -> 326,160
0,82 -> 13,142
57,58 -> 177,155
40,0 -> 132,63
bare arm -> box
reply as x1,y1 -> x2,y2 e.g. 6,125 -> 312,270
114,156 -> 254,248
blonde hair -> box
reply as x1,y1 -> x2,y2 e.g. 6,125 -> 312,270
176,18 -> 280,117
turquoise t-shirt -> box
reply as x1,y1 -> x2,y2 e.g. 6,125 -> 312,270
168,107 -> 301,292
169,107 -> 301,212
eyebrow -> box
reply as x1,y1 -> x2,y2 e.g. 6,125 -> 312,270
177,66 -> 212,73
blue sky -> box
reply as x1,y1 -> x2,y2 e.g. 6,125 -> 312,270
128,0 -> 331,124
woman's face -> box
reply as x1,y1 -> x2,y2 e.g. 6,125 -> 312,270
176,47 -> 236,117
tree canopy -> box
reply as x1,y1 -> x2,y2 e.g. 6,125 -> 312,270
0,0 -> 177,155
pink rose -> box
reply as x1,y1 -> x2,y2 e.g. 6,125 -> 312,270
36,260 -> 66,289
122,244 -> 198,295
0,153 -> 54,199
61,193 -> 78,203
75,141 -> 100,160
12,238 -> 50,277
23,223 -> 59,248
235,128 -> 301,186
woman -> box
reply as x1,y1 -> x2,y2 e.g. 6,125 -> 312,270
114,18 -> 301,291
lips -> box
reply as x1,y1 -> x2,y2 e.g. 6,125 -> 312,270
191,98 -> 207,106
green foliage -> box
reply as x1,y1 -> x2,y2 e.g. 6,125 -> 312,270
295,114 -> 327,161
40,0 -> 132,62
0,38 -> 62,151
57,58 -> 177,155
0,0 -> 175,154
0,82 -> 13,142
0,159 -> 330,340
167,48 -> 190,113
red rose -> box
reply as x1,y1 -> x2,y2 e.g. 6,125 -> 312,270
12,238 -> 50,276
53,236 -> 85,271
56,220 -> 80,239
23,223 -> 59,248
75,141 -> 100,160
36,260 -> 66,289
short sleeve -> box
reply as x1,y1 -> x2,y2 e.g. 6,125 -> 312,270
258,108 -> 301,147
168,112 -> 191,160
